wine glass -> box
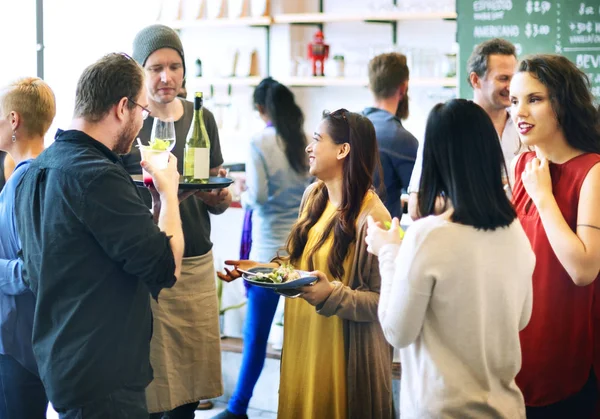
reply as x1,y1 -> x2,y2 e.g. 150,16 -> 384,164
149,118 -> 176,152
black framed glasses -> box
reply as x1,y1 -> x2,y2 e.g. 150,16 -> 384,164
128,98 -> 151,120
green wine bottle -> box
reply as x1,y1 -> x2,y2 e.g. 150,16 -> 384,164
184,92 -> 210,183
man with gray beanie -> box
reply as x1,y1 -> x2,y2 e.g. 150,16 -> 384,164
123,24 -> 230,419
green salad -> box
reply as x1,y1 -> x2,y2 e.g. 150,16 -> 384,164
253,264 -> 301,284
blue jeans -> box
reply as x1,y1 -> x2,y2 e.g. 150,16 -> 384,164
56,387 -> 147,419
0,353 -> 48,419
228,285 -> 279,415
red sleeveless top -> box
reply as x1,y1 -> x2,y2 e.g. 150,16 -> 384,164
512,151 -> 600,406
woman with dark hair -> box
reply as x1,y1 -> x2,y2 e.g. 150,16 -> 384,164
366,99 -> 535,418
219,109 -> 393,419
213,78 -> 310,419
509,54 -> 600,418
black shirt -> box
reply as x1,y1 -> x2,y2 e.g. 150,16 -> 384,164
121,99 -> 224,257
14,129 -> 176,409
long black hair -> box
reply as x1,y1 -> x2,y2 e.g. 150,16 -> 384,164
418,99 -> 516,230
287,109 -> 379,279
253,77 -> 308,174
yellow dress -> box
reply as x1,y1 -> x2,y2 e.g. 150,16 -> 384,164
278,199 -> 355,419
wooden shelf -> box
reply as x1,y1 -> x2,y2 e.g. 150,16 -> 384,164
279,76 -> 366,87
279,76 -> 457,88
164,16 -> 271,29
365,11 -> 457,21
187,76 -> 455,88
163,11 -> 456,29
188,76 -> 263,86
272,11 -> 456,24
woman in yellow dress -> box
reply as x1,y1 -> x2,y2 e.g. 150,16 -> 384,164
220,109 -> 393,419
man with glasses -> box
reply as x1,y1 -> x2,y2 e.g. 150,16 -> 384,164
129,97 -> 152,119
123,24 -> 231,419
14,53 -> 185,418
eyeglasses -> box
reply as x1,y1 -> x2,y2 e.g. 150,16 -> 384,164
128,98 -> 151,120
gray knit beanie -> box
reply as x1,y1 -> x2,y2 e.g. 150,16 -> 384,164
132,24 -> 186,77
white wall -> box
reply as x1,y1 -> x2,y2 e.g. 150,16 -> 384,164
41,0 -> 163,145
0,1 -> 37,89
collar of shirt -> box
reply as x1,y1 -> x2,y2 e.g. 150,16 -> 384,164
54,129 -> 120,164
362,106 -> 403,126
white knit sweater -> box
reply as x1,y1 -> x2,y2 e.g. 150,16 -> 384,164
378,215 -> 535,418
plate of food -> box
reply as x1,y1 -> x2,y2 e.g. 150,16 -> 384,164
242,265 -> 317,291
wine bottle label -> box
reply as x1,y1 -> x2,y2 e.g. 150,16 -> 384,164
193,148 -> 210,179
184,147 -> 210,179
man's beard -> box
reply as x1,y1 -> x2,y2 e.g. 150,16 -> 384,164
113,122 -> 137,155
395,94 -> 409,120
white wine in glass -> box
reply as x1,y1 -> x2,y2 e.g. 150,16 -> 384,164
149,118 -> 176,152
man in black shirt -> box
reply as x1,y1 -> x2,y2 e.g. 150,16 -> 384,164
14,53 -> 185,419
124,24 -> 231,418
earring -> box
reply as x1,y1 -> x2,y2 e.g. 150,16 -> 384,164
11,132 -> 16,143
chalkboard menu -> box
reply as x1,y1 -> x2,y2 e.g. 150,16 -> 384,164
457,1 -> 600,100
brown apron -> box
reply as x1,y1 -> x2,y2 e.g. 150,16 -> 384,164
146,250 -> 223,413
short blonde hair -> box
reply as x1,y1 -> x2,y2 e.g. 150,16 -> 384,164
0,77 -> 56,137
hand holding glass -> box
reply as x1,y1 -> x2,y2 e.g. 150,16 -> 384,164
140,147 -> 170,188
141,118 -> 176,187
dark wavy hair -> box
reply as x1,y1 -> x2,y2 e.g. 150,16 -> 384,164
286,109 -> 379,279
253,77 -> 308,174
419,99 -> 516,230
516,54 -> 600,153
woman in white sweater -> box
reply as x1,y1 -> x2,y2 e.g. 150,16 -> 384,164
365,99 -> 536,418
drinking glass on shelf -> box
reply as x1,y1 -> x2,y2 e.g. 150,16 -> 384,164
150,118 -> 176,152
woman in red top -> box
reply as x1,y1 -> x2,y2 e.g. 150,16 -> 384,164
510,54 -> 600,418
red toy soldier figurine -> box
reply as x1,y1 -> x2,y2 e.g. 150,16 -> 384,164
308,31 -> 330,77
